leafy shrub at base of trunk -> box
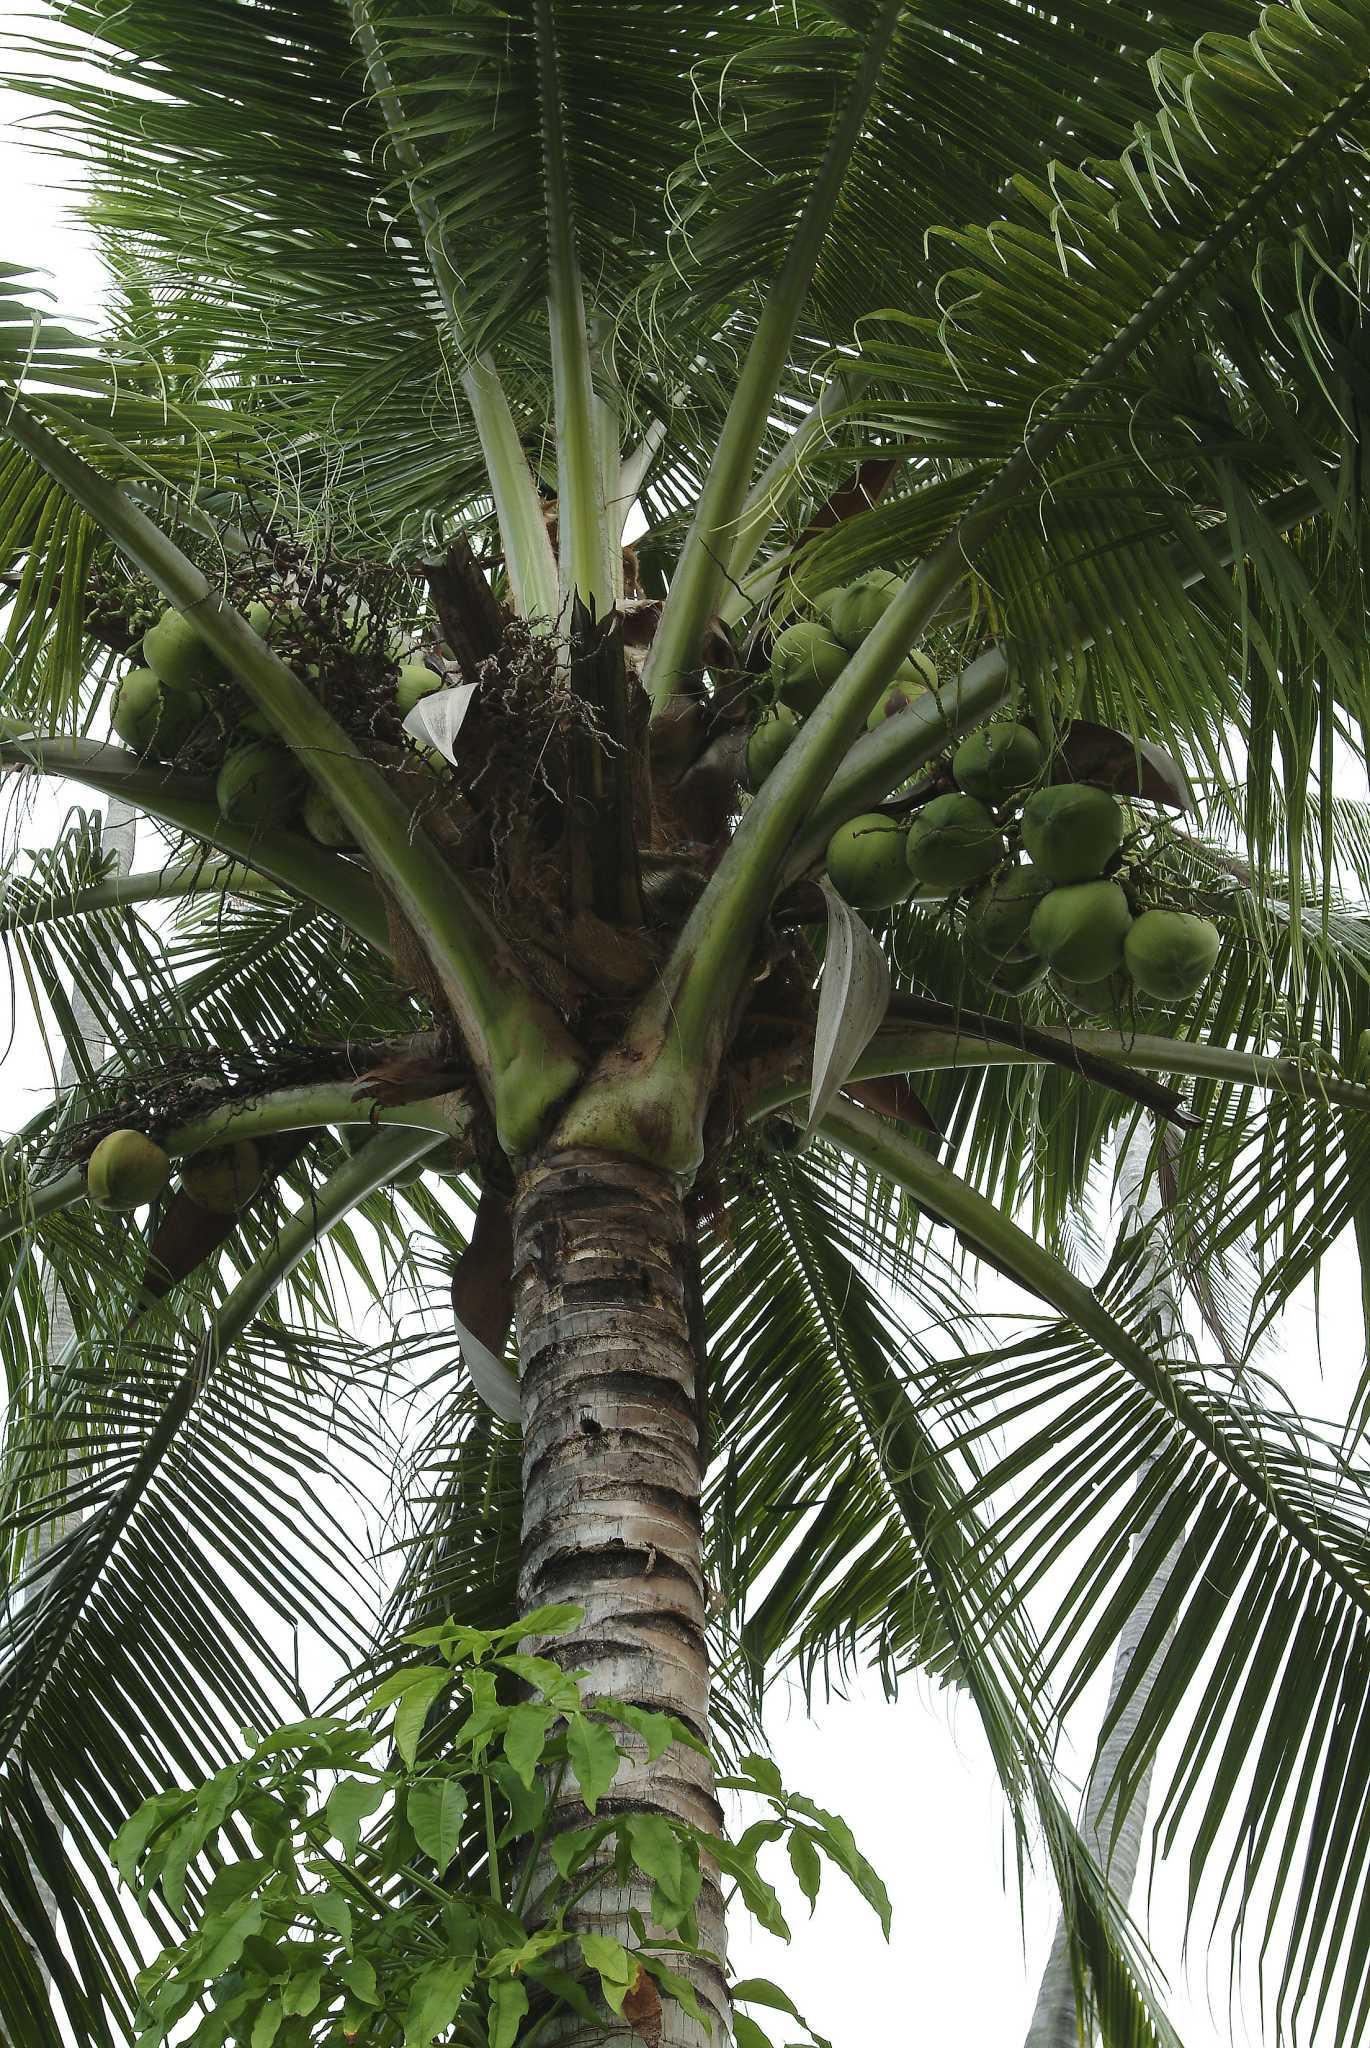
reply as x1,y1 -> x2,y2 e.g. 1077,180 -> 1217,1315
826,814 -> 914,911
87,1129 -> 171,1211
1021,784 -> 1126,882
905,794 -> 1004,893
1124,909 -> 1220,1003
1029,881 -> 1133,981
110,1607 -> 884,2048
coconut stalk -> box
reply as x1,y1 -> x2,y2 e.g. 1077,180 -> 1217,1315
1022,1122 -> 1187,2048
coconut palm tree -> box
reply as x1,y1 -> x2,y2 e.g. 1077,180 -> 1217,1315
3,0 -> 1370,2042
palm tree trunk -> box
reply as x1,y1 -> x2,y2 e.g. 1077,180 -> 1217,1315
1021,1122 -> 1185,2048
512,1148 -> 727,2044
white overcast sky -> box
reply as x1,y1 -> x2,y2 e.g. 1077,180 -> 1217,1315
2,50 -> 1367,2048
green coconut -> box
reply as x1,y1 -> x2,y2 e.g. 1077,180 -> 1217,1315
110,668 -> 204,757
1020,783 -> 1125,883
180,1139 -> 263,1215
866,683 -> 921,729
904,794 -> 1004,894
427,1139 -> 467,1178
770,621 -> 848,715
968,942 -> 1048,997
387,1156 -> 428,1187
396,658 -> 442,717
1123,909 -> 1219,1004
302,784 -> 353,848
1054,972 -> 1129,1020
1028,880 -> 1132,982
825,814 -> 913,912
969,863 -> 1053,959
866,655 -> 937,731
142,606 -> 226,693
87,1129 -> 171,1212
953,722 -> 1045,806
245,599 -> 273,638
217,742 -> 306,825
746,705 -> 800,787
828,570 -> 903,650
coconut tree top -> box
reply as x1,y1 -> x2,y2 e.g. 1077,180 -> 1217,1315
2,2 -> 1370,2045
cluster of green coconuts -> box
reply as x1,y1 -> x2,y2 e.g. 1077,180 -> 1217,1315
749,572 -> 1219,1013
746,569 -> 938,788
85,1129 -> 262,1215
82,1122 -> 463,1215
109,601 -> 445,848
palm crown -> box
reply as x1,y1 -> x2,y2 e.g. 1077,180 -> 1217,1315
2,1 -> 1370,2044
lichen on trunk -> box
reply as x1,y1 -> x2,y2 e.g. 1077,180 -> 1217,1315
512,1149 -> 727,2043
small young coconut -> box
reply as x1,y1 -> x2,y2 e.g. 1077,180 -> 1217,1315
1020,784 -> 1125,883
968,863 -> 1053,959
302,785 -> 353,848
770,621 -> 848,715
825,814 -> 913,911
967,941 -> 1047,997
866,653 -> 937,730
1053,972 -> 1129,1019
1123,909 -> 1219,1003
110,668 -> 205,757
1028,880 -> 1132,982
827,570 -> 903,650
746,705 -> 800,787
245,599 -> 273,638
904,793 -> 1004,893
953,722 -> 1045,806
180,1139 -> 263,1215
216,743 -> 306,826
87,1129 -> 171,1212
142,606 -> 226,693
396,658 -> 442,717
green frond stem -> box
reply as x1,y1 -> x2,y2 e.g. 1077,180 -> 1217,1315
643,0 -> 903,713
536,2 -> 614,616
747,1027 -> 1370,1122
0,401 -> 586,1155
3,862 -> 277,929
617,416 -> 668,539
818,1099 -> 1370,1621
0,1125 -> 442,1763
0,728 -> 391,950
345,0 -> 559,622
165,1080 -> 473,1164
0,1168 -> 85,1247
725,368 -> 857,588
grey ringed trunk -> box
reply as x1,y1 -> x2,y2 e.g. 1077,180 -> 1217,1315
513,1148 -> 727,2045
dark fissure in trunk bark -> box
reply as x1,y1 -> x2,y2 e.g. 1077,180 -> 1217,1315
513,1149 -> 727,2042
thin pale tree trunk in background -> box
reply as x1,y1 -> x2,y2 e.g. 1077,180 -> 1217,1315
513,1150 -> 726,2045
27,797 -> 136,1954
1022,1121 -> 1186,2048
